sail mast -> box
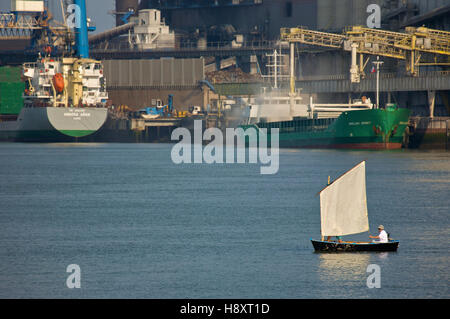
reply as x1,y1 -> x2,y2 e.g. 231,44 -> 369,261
321,175 -> 331,241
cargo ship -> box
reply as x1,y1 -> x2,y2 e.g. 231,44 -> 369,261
239,48 -> 410,150
240,91 -> 410,149
0,0 -> 108,142
0,57 -> 108,142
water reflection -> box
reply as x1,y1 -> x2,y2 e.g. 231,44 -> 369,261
377,252 -> 389,260
317,252 -> 395,287
317,253 -> 372,283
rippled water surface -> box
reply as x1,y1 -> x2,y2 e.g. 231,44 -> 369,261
0,143 -> 448,298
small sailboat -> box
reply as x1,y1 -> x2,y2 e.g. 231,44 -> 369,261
311,161 -> 399,252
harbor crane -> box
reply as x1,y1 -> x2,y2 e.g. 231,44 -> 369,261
281,26 -> 450,83
0,0 -> 95,56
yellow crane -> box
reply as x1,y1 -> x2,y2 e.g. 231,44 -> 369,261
281,26 -> 450,83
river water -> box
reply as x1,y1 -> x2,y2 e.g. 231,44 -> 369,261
0,143 -> 448,298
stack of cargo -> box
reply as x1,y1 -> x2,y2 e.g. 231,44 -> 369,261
0,66 -> 24,115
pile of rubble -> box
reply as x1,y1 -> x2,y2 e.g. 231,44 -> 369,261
206,67 -> 263,83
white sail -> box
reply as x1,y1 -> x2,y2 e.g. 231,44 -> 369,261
319,161 -> 369,237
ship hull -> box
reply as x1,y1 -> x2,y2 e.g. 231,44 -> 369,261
240,108 -> 411,150
0,107 -> 107,142
311,239 -> 399,252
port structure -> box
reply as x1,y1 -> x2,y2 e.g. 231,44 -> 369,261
0,10 -> 70,49
0,13 -> 44,39
281,26 -> 450,82
0,0 -> 96,56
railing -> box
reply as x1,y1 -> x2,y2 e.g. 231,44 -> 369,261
298,74 -> 347,81
296,71 -> 450,82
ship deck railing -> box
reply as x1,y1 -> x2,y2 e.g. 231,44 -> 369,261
259,117 -> 336,132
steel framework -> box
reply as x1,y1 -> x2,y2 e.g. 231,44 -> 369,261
281,26 -> 450,82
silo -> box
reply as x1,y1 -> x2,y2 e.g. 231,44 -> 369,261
317,0 -> 335,31
115,0 -> 139,26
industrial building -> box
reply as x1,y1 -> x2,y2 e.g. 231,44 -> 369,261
138,1 -> 449,37
95,0 -> 449,117
0,0 -> 449,146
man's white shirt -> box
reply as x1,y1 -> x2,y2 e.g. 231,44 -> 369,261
378,230 -> 388,243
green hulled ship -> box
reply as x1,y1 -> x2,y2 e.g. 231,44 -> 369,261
241,104 -> 410,150
239,47 -> 411,150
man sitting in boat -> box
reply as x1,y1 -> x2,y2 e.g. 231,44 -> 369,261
369,225 -> 388,243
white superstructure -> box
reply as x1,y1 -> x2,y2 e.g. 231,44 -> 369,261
22,56 -> 108,108
247,88 -> 373,124
128,9 -> 175,50
247,48 -> 373,124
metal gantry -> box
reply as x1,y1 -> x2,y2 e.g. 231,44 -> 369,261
280,27 -> 346,49
0,13 -> 43,39
0,1 -> 72,51
281,26 -> 450,82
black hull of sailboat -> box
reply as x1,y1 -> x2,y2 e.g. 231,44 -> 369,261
311,239 -> 399,252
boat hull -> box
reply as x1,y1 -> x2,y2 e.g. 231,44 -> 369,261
0,107 -> 107,142
311,239 -> 399,252
240,108 -> 411,150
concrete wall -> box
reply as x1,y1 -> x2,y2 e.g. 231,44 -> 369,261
107,87 -> 206,111
103,57 -> 208,111
298,51 -> 350,77
297,50 -> 401,78
317,0 -> 384,31
103,58 -> 204,87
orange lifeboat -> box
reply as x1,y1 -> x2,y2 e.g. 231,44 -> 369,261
52,73 -> 64,93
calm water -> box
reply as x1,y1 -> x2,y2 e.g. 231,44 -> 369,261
0,143 -> 448,298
